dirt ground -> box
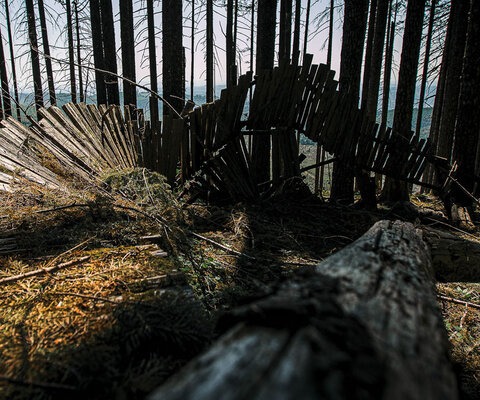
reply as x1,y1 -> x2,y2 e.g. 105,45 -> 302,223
0,173 -> 478,399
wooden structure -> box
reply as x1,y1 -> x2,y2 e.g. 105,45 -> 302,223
0,57 -> 436,199
148,221 -> 458,400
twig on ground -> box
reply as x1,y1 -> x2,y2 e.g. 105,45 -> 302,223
0,256 -> 90,285
49,291 -> 121,304
35,203 -> 89,214
437,295 -> 480,310
189,231 -> 256,260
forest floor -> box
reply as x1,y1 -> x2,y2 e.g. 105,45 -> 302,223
0,170 -> 479,400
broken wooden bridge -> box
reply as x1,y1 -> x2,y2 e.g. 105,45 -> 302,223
0,56 -> 438,201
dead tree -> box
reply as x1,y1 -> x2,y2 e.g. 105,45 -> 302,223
148,220 -> 458,400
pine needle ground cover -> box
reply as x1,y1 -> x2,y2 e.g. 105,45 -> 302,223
0,174 -> 478,399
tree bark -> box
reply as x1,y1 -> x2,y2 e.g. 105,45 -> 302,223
74,0 -> 84,103
65,0 -> 76,103
252,0 -> 278,184
226,0 -> 236,88
206,0 -> 214,102
436,0 -> 469,162
148,221 -> 458,400
5,0 -> 19,119
25,0 -> 44,116
365,0 -> 389,121
382,0 -> 426,202
100,0 -> 120,105
147,0 -> 159,129
415,0 -> 436,137
330,0 -> 368,204
451,0 -> 480,207
0,25 -> 11,118
38,0 -> 57,105
360,0 -> 378,112
120,0 -> 137,108
163,0 -> 184,117
279,0 -> 292,62
90,0 -> 107,105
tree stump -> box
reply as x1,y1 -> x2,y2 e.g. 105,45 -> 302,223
148,220 -> 458,400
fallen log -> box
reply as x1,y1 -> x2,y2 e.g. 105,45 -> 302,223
148,220 -> 458,400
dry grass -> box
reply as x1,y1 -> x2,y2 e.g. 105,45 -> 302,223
1,174 -> 479,399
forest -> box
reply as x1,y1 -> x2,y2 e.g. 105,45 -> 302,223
0,0 -> 479,399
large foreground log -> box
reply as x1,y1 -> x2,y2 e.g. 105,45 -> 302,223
149,221 -> 458,400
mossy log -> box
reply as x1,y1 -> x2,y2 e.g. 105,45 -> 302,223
149,220 -> 458,400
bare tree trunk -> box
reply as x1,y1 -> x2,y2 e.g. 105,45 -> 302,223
147,0 -> 159,127
100,0 -> 119,105
381,0 -> 426,202
65,0 -> 76,103
451,0 -> 480,207
226,0 -> 236,88
330,0 -> 368,204
5,0 -> 19,119
90,0 -> 107,105
360,0 -> 378,112
25,0 -> 44,116
190,0 -> 195,101
163,0 -> 184,117
74,0 -> 84,102
292,0 -> 301,64
316,0 -> 334,194
381,1 -> 395,128
302,0 -> 311,57
365,0 -> 389,120
206,0 -> 214,102
279,0 -> 292,62
423,1 -> 453,189
436,0 -> 468,162
120,0 -> 137,108
415,0 -> 437,137
0,26 -> 11,118
252,0 -> 278,184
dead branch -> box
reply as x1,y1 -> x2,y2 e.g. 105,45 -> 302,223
437,295 -> 480,310
0,256 -> 90,285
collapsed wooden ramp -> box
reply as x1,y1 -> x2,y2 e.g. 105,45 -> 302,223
0,103 -> 140,191
0,57 -> 436,199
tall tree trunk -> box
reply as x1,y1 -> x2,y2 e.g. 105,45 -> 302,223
381,1 -> 395,128
147,0 -> 159,127
316,0 -> 334,194
90,0 -> 107,105
120,0 -> 137,108
330,0 -> 368,204
206,0 -> 214,102
451,0 -> 480,207
100,0 -> 119,105
302,0 -> 311,57
436,0 -> 468,162
38,0 -> 56,105
190,0 -> 195,101
360,0 -> 378,112
365,0 -> 389,121
415,0 -> 437,137
65,0 -> 76,103
292,0 -> 301,64
423,0 -> 453,188
0,26 -> 11,118
279,0 -> 292,62
163,0 -> 184,117
5,0 -> 19,119
226,0 -> 236,87
252,0 -> 278,184
74,0 -> 84,102
25,0 -> 44,117
381,0 -> 426,202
